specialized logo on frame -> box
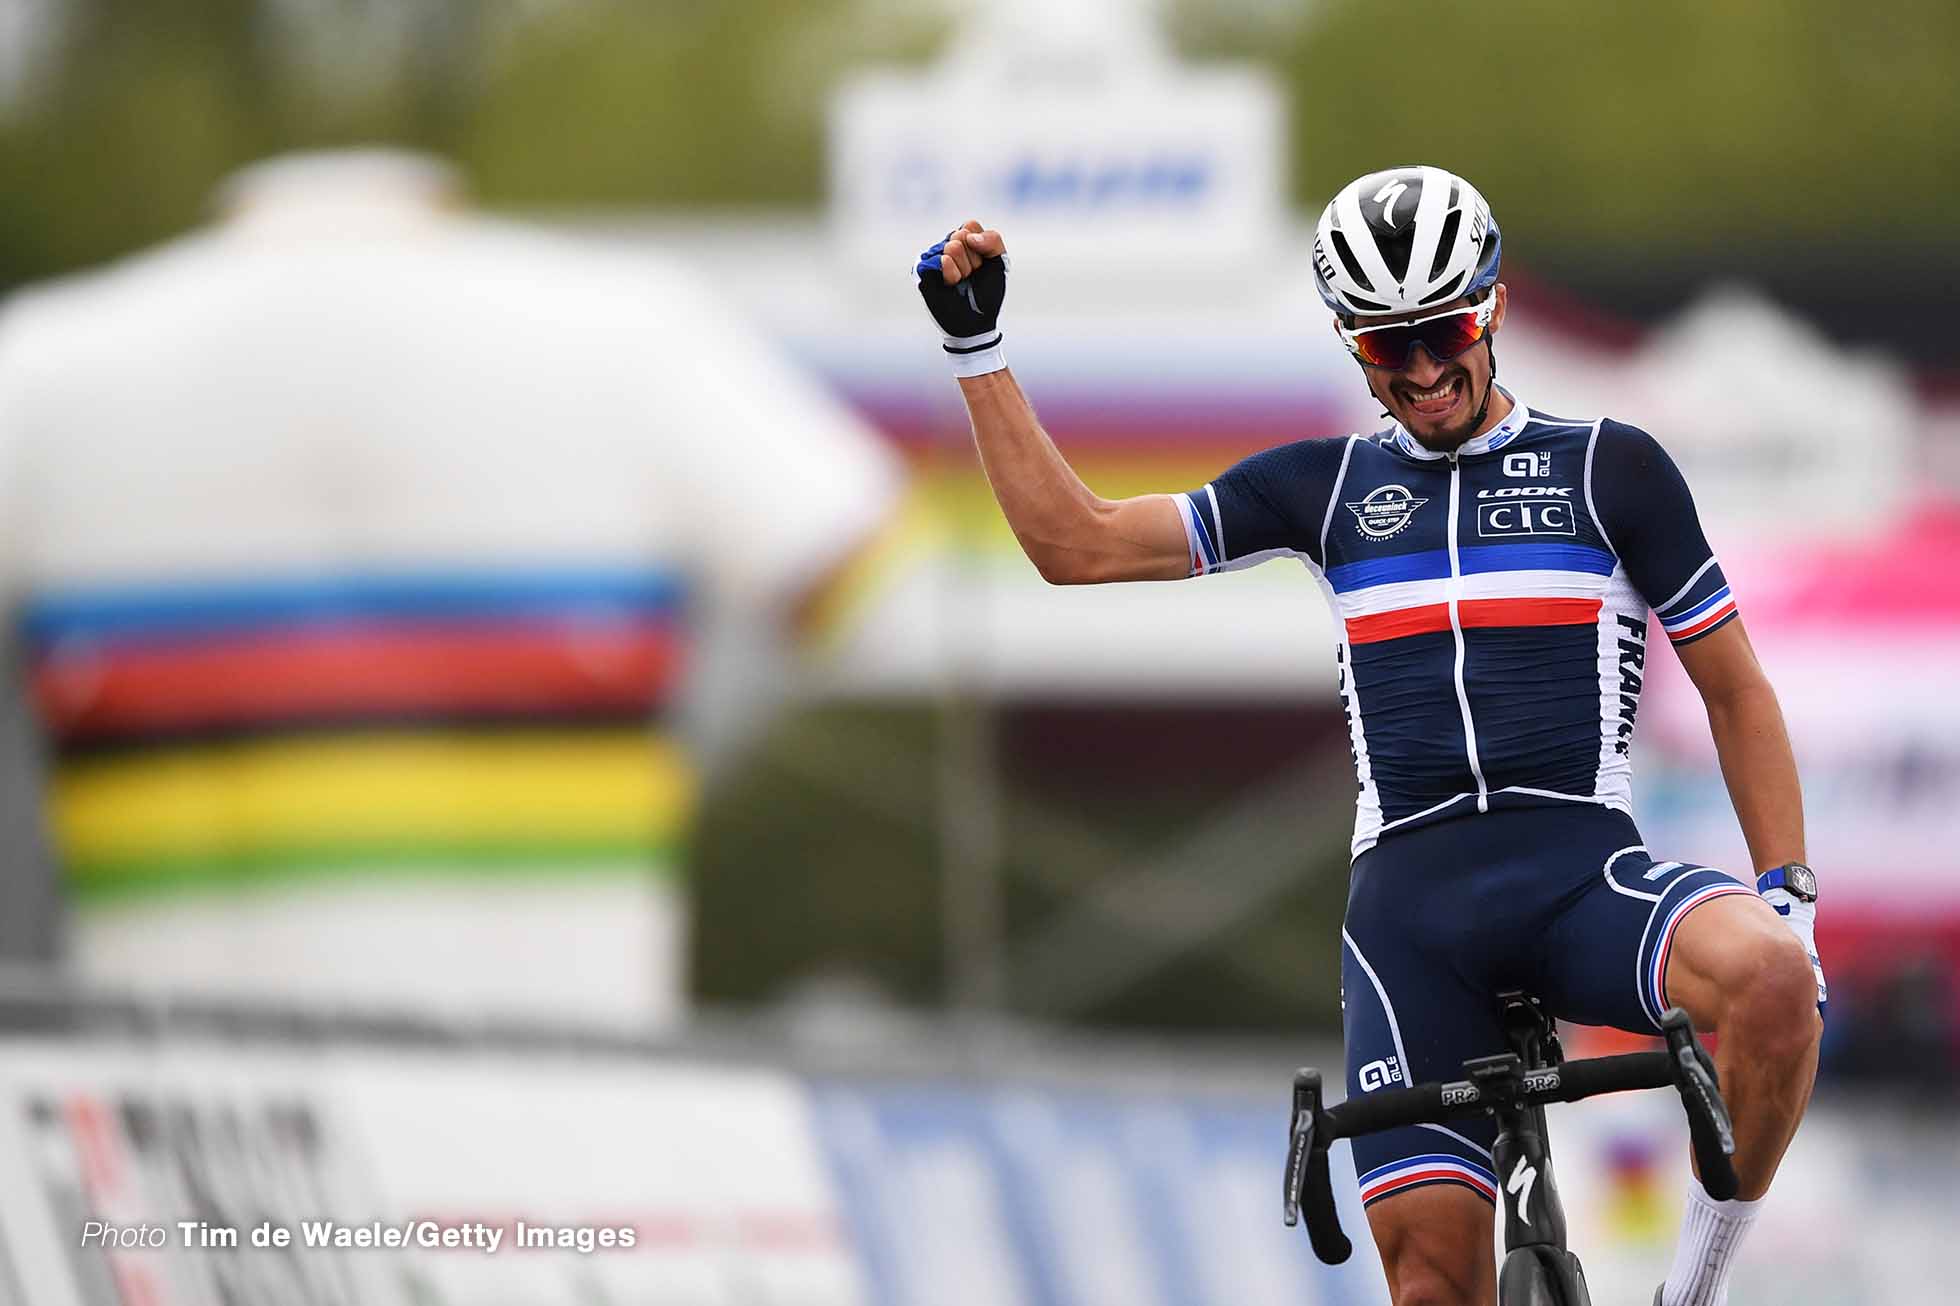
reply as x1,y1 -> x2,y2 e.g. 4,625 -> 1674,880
1347,484 -> 1428,540
1508,1157 -> 1539,1224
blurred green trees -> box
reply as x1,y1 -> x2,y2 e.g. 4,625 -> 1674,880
1181,0 -> 1958,357
3,0 -> 1953,294
1187,0 -> 1959,256
0,0 -> 935,287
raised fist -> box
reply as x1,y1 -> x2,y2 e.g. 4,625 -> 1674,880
916,220 -> 1008,372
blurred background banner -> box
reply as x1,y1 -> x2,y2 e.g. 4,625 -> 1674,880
0,1002 -> 1951,1306
0,0 -> 1955,1302
828,0 -> 1286,277
0,148 -> 900,1027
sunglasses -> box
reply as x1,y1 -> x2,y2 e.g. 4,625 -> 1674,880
1337,298 -> 1496,370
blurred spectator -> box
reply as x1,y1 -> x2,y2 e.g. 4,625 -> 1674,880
0,149 -> 899,1027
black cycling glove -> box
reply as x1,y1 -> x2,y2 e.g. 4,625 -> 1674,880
915,232 -> 1008,377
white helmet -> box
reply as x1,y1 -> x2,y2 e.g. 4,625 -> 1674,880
1311,165 -> 1502,319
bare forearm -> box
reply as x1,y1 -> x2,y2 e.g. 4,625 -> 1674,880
956,370 -> 1183,582
958,370 -> 1099,560
924,223 -> 1182,582
1704,683 -> 1805,872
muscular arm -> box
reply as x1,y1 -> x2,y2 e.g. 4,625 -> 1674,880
927,222 -> 1187,584
957,370 -> 1188,583
1591,422 -> 1803,872
1673,618 -> 1805,872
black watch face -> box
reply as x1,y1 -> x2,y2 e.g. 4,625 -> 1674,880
1785,863 -> 1818,902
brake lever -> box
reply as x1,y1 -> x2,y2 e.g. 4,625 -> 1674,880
1660,1007 -> 1740,1200
1673,1044 -> 1736,1154
1284,1070 -> 1315,1227
1284,1069 -> 1353,1263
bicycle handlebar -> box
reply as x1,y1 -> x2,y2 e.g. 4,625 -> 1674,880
1284,1007 -> 1737,1264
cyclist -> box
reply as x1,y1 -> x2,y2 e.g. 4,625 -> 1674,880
915,165 -> 1825,1306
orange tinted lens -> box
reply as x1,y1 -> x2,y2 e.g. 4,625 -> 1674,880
1351,310 -> 1487,369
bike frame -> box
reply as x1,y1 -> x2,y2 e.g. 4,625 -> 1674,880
1283,994 -> 1736,1306
1485,992 -> 1590,1304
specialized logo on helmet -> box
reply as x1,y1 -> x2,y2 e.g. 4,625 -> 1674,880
1311,238 -> 1338,288
1313,165 -> 1501,317
1346,484 -> 1429,540
1372,179 -> 1411,227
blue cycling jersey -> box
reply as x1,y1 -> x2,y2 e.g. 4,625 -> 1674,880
1175,395 -> 1738,857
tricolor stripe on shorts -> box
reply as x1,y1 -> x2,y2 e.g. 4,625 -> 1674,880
1357,1152 -> 1498,1206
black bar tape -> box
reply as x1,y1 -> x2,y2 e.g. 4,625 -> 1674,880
1321,1082 -> 1449,1140
1546,1051 -> 1673,1102
1323,1052 -> 1673,1141
1302,1141 -> 1353,1265
1691,1118 -> 1740,1200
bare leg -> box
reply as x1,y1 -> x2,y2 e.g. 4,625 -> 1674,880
1364,1184 -> 1496,1306
1661,891 -> 1820,1198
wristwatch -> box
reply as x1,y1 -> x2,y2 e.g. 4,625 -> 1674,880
1756,862 -> 1818,902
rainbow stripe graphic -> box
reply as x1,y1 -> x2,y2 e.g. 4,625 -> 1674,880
23,569 -> 695,899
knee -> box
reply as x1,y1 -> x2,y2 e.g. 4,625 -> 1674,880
1721,930 -> 1821,1060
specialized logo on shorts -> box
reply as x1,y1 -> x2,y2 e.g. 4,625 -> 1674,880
1346,485 -> 1428,540
1358,1056 -> 1404,1092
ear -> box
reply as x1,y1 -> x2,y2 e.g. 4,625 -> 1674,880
1490,282 -> 1508,333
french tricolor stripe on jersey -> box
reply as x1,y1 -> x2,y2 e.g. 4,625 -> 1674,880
1648,881 -> 1755,1024
1358,1153 -> 1498,1206
1658,583 -> 1737,644
1328,543 -> 1614,645
1346,596 -> 1601,645
1326,543 -> 1614,594
1175,490 -> 1222,576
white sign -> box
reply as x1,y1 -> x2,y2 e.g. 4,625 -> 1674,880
0,1044 -> 863,1306
829,2 -> 1285,275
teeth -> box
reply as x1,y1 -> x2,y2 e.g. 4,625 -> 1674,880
1409,381 -> 1457,403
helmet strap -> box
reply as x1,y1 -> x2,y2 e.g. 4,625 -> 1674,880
1467,337 -> 1497,432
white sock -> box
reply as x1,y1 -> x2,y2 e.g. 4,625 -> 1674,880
1660,1180 -> 1761,1306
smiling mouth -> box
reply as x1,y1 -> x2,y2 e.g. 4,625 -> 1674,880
1399,374 -> 1465,419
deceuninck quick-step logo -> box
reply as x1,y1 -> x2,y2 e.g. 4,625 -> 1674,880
1346,484 -> 1429,540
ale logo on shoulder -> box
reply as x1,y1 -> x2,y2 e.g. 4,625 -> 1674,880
1347,484 -> 1428,540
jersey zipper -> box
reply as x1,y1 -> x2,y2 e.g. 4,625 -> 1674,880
1445,453 -> 1490,812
